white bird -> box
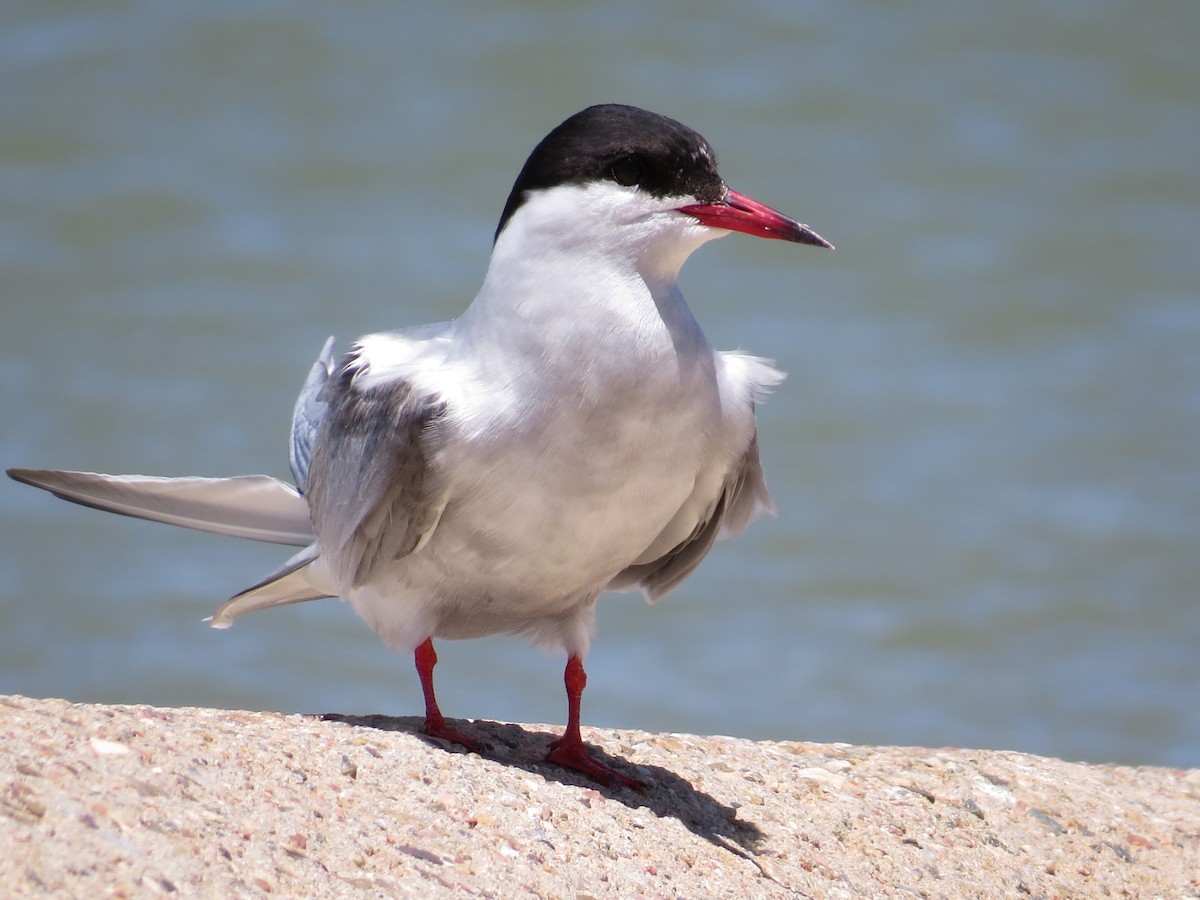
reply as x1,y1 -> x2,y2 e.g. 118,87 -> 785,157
8,104 -> 830,789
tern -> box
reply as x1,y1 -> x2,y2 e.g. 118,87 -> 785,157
8,104 -> 831,789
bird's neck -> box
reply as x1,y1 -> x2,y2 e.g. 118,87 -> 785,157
464,251 -> 664,351
462,210 -> 722,345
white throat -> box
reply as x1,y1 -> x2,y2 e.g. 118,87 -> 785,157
461,182 -> 725,346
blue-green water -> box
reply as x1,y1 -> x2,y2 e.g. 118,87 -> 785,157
2,1 -> 1197,768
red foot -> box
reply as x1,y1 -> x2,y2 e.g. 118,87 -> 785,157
421,715 -> 480,753
545,655 -> 645,790
414,637 -> 479,753
546,734 -> 645,791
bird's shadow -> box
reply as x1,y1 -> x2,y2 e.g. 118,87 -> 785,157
319,713 -> 765,857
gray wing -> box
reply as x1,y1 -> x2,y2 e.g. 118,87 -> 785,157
304,350 -> 450,588
6,468 -> 313,546
289,336 -> 337,495
609,434 -> 774,601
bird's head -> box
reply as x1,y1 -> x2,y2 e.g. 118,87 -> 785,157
492,104 -> 831,278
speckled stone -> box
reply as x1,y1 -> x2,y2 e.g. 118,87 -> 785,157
2,695 -> 1197,897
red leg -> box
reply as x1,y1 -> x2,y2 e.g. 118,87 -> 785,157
545,655 -> 644,790
414,638 -> 478,751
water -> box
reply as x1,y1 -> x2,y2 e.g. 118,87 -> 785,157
2,1 -> 1197,769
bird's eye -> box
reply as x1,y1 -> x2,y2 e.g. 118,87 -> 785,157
609,156 -> 643,187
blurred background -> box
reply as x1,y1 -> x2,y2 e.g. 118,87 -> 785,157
2,1 -> 1196,769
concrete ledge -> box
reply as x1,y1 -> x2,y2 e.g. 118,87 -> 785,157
2,694 -> 1196,897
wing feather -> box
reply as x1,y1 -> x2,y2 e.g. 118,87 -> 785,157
6,468 -> 313,546
608,434 -> 774,602
290,336 -> 337,494
304,351 -> 449,588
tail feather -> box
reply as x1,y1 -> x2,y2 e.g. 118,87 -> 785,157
7,468 -> 313,546
209,544 -> 334,628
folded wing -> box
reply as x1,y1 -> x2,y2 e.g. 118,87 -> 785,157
608,433 -> 774,601
304,344 -> 452,588
289,335 -> 337,494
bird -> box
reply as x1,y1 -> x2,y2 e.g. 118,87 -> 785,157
8,103 -> 831,790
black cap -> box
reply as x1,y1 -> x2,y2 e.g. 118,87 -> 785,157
495,104 -> 726,242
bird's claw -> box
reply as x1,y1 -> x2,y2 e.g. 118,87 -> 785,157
421,719 -> 480,753
546,736 -> 645,791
